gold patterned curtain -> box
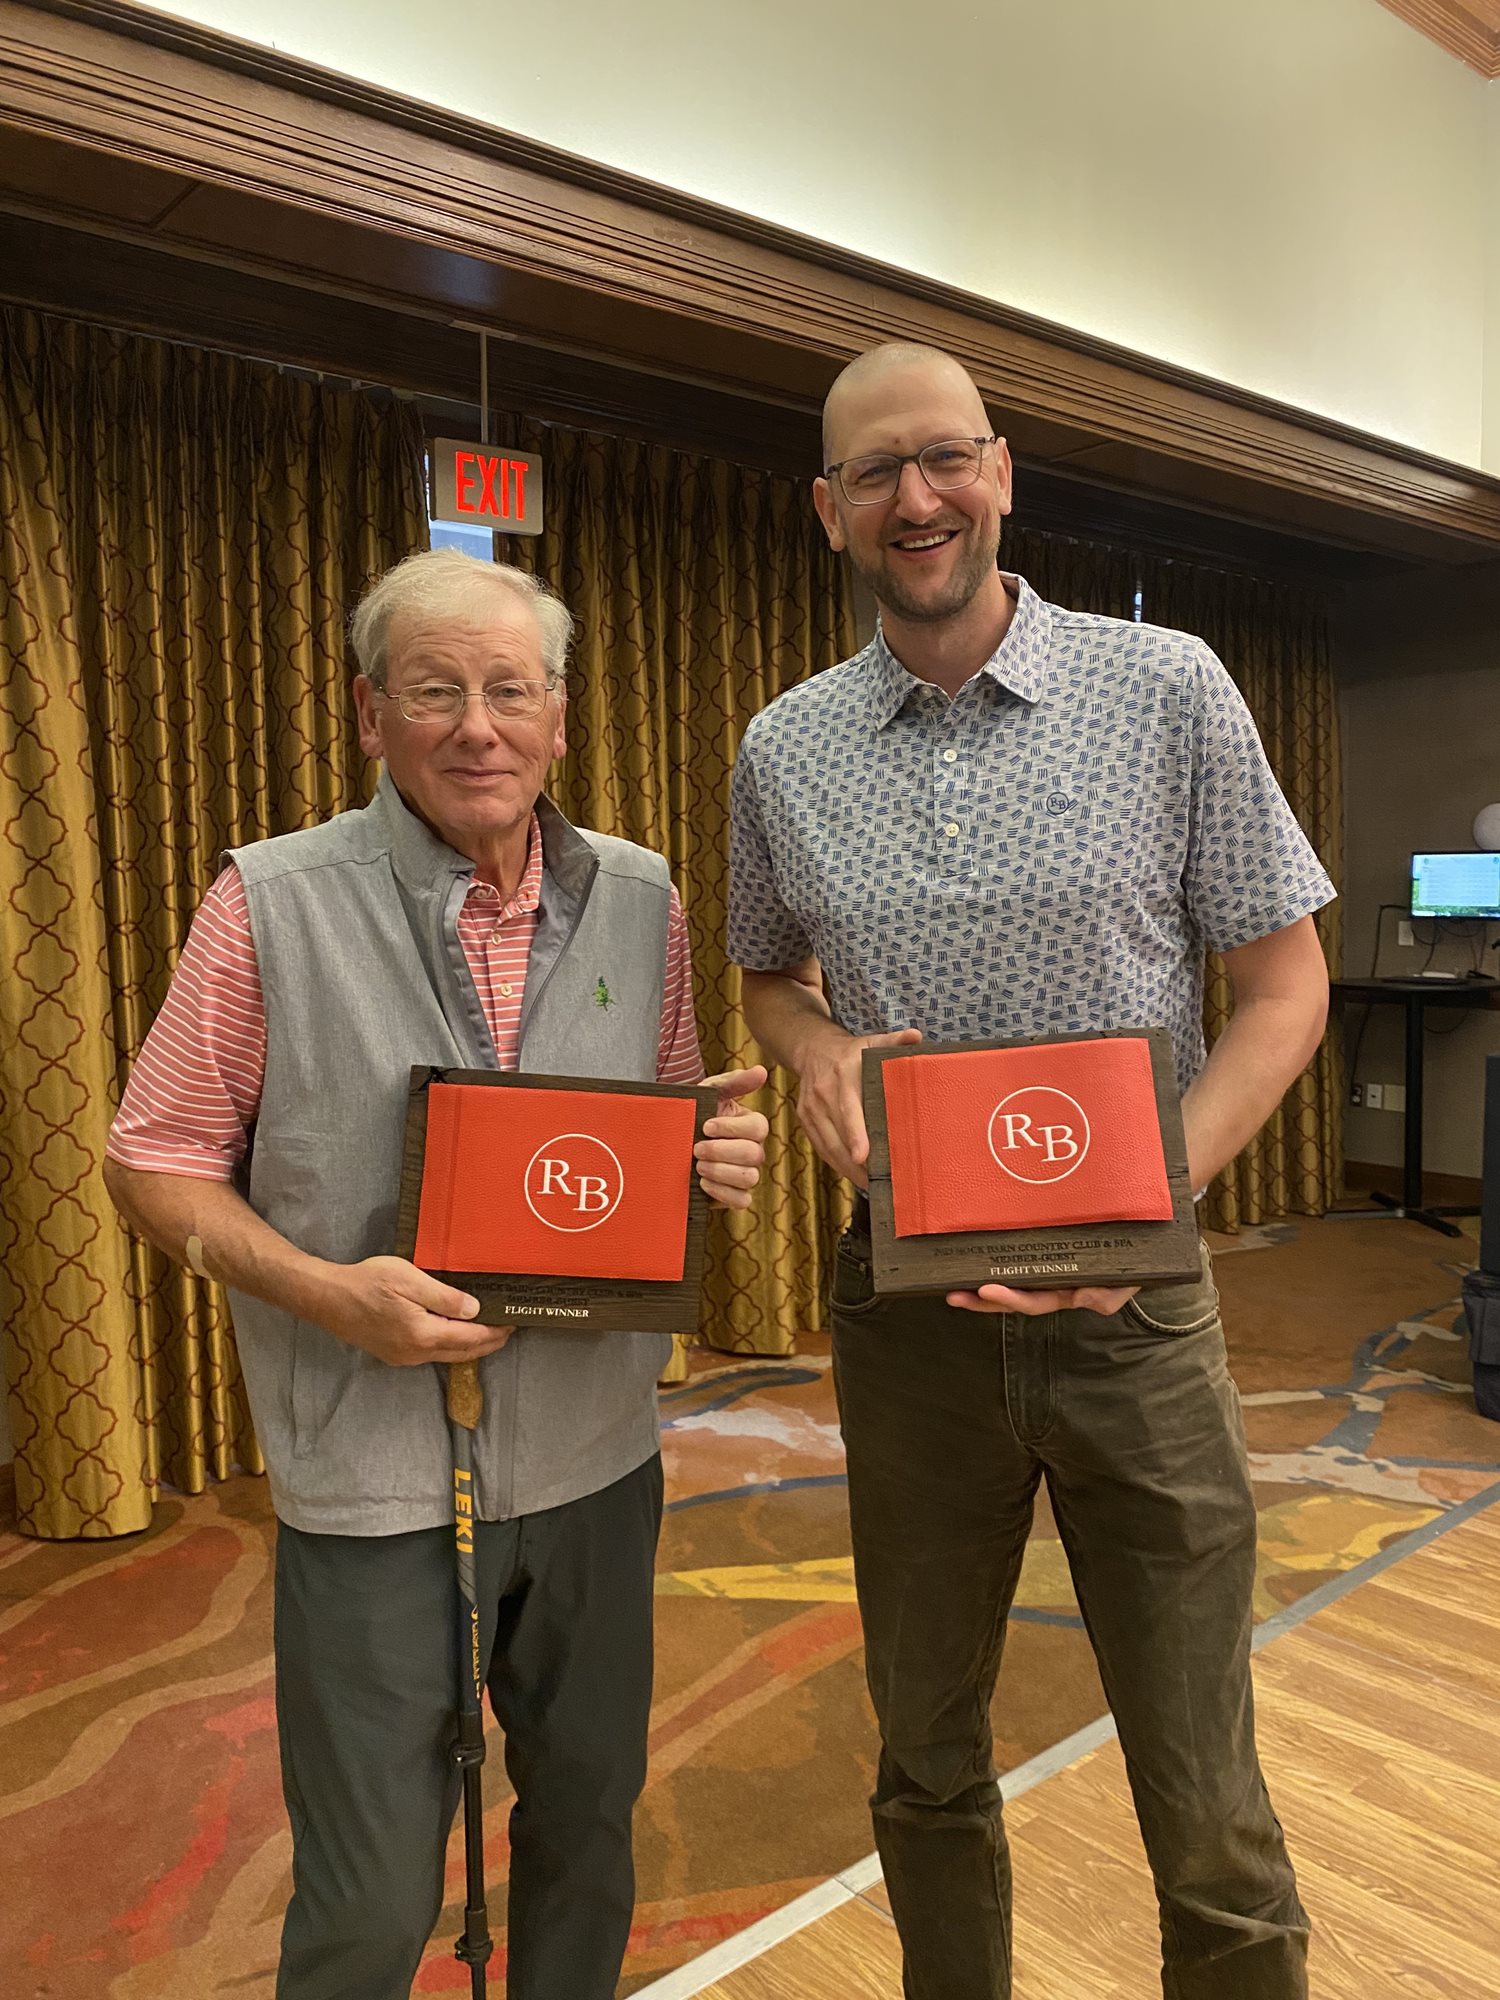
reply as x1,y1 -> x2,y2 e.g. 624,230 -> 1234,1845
491,415 -> 859,1368
0,306 -> 428,1538
2,303 -> 1337,1540
1006,524 -> 1344,1229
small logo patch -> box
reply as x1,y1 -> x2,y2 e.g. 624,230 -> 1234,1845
594,977 -> 614,1009
1045,792 -> 1072,816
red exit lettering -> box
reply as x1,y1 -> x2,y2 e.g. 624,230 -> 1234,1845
450,449 -> 523,520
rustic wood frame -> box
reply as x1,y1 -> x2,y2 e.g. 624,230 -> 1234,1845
394,1066 -> 717,1332
861,1030 -> 1202,1294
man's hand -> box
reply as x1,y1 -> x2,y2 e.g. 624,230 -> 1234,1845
945,1281 -> 1139,1318
694,1066 -> 771,1210
793,1024 -> 922,1187
320,1256 -> 513,1366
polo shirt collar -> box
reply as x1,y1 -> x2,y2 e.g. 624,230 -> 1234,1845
863,573 -> 1052,728
377,769 -> 471,890
374,770 -> 596,902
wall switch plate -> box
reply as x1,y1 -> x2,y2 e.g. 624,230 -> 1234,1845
1366,1083 -> 1384,1109
1384,1083 -> 1406,1114
1398,920 -> 1414,947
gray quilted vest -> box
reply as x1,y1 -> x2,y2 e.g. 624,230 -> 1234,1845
227,771 -> 675,1535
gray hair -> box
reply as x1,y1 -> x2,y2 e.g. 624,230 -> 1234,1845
349,549 -> 573,687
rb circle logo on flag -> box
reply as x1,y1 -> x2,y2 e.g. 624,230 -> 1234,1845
987,1088 -> 1091,1184
524,1133 -> 625,1232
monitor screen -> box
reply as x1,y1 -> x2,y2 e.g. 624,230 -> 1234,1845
1410,851 -> 1500,919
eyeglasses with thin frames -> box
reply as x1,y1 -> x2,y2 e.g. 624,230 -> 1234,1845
824,435 -> 997,507
376,677 -> 563,724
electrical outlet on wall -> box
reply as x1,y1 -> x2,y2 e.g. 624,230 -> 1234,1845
1366,1083 -> 1384,1109
1398,920 -> 1414,948
1349,1081 -> 1364,1107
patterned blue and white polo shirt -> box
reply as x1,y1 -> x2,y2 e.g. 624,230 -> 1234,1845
728,574 -> 1335,1095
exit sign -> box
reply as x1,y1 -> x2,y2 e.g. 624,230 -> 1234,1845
429,438 -> 543,536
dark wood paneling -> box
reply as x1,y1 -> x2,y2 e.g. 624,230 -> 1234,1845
0,212 -> 826,476
0,121 -> 191,222
4,0 -> 1500,561
0,212 -> 1415,581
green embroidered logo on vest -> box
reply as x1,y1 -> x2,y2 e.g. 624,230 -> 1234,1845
594,976 -> 615,1009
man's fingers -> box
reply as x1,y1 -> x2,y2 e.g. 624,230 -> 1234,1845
400,1317 -> 512,1364
421,1280 -> 482,1320
865,1027 -> 923,1050
1074,1287 -> 1139,1316
949,1286 -> 1069,1314
701,1112 -> 770,1144
376,1258 -> 480,1320
704,1183 -> 756,1212
705,1064 -> 769,1112
695,1137 -> 763,1168
946,1286 -> 1139,1317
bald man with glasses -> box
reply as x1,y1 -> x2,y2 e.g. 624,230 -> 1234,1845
730,344 -> 1331,1999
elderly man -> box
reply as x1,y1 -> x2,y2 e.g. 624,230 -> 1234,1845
104,549 -> 768,2000
729,344 -> 1330,1998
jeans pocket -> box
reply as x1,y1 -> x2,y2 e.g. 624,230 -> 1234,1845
1121,1245 -> 1221,1337
830,1236 -> 882,1319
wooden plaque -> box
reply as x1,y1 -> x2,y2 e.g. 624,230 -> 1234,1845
394,1066 -> 716,1331
861,1029 -> 1201,1295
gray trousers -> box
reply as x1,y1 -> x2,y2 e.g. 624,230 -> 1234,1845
273,1454 -> 664,2000
831,1228 -> 1309,2000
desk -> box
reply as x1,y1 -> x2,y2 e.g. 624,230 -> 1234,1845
1330,977 -> 1500,1236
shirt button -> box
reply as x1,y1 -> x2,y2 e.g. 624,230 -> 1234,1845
942,749 -> 958,764
499,982 -> 514,998
944,822 -> 960,838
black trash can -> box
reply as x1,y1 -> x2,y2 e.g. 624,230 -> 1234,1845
1461,1269 -> 1500,1422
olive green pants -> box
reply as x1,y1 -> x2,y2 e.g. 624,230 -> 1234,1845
831,1231 -> 1308,2000
273,1454 -> 663,2000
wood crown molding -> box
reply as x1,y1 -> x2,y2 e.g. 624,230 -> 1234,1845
1376,0 -> 1500,77
6,0 -> 1500,550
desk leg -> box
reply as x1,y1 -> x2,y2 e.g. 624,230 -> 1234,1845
1364,995 -> 1465,1236
1403,993 -> 1424,1211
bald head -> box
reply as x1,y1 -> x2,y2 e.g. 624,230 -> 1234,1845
821,343 -> 990,467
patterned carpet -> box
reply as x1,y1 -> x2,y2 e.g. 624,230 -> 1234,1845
4,1213 -> 1498,1999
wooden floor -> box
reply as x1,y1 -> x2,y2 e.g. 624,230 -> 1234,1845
692,1503 -> 1500,2000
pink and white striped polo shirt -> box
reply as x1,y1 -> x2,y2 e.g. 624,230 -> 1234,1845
109,812 -> 704,1181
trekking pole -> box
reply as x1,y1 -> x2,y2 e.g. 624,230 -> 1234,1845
447,1359 -> 492,1997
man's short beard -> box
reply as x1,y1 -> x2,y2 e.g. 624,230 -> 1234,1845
852,524 -> 1002,625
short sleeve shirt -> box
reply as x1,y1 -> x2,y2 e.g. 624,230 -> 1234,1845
728,574 -> 1335,1095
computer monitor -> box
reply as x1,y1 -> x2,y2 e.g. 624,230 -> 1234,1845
1410,851 -> 1500,920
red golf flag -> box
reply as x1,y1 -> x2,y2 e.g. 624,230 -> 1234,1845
882,1038 -> 1174,1237
414,1083 -> 698,1281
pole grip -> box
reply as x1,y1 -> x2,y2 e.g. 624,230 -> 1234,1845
447,1359 -> 483,1431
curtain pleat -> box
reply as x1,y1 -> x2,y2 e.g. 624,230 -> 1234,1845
1,307 -> 428,1537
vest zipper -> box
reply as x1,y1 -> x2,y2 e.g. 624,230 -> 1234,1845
516,855 -> 600,1062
